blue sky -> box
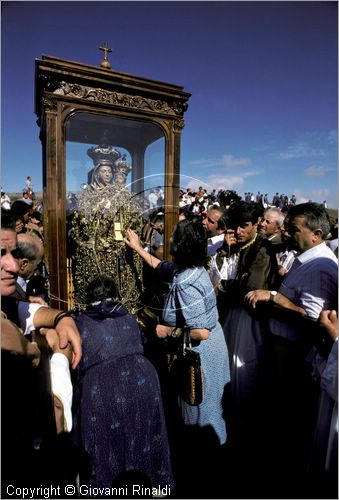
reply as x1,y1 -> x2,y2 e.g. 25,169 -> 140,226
1,1 -> 338,207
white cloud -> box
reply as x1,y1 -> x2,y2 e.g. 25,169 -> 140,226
184,176 -> 244,192
188,158 -> 221,167
183,179 -> 213,191
208,176 -> 245,190
292,188 -> 330,204
328,129 -> 338,145
304,166 -> 337,176
279,130 -> 338,161
183,171 -> 260,192
310,189 -> 330,200
222,154 -> 250,168
189,153 -> 250,169
207,171 -> 261,190
279,143 -> 326,160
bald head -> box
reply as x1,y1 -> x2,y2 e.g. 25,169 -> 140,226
17,233 -> 44,280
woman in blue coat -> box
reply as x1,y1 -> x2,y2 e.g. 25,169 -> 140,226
124,220 -> 230,497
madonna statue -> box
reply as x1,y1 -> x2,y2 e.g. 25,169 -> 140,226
93,163 -> 114,186
87,144 -> 120,187
69,144 -> 144,313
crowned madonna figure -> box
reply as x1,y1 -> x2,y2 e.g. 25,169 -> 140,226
69,144 -> 145,313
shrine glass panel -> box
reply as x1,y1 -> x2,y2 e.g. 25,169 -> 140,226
64,111 -> 165,310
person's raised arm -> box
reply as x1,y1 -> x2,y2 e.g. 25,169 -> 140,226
124,228 -> 162,269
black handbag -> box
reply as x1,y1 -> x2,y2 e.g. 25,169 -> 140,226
169,330 -> 204,406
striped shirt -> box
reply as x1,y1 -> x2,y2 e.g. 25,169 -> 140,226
269,242 -> 338,341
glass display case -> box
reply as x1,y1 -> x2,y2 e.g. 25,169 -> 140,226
35,55 -> 190,310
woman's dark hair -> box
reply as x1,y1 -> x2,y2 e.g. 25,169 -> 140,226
179,206 -> 200,222
85,274 -> 118,303
1,209 -> 16,230
171,219 -> 208,268
11,200 -> 31,218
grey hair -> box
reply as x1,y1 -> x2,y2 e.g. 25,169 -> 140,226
17,239 -> 37,261
264,207 -> 285,227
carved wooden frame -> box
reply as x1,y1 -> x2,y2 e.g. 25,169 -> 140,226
35,55 -> 191,308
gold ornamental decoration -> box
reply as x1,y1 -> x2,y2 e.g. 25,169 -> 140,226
53,82 -> 187,116
68,146 -> 145,314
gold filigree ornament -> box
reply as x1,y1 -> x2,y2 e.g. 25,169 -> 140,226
69,182 -> 145,314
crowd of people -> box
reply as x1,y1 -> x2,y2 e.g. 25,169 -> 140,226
1,178 -> 338,499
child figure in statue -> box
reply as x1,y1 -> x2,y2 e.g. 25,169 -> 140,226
114,154 -> 132,189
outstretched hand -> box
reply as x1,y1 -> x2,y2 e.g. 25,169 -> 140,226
245,290 -> 270,308
124,228 -> 142,252
124,228 -> 161,269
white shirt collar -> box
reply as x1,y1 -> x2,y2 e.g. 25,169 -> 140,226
297,242 -> 338,264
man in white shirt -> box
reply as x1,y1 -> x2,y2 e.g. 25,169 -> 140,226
246,203 -> 337,331
1,191 -> 11,209
1,210 -> 81,410
0,220 -> 82,366
245,202 -> 338,494
148,189 -> 158,210
1,209 -> 80,489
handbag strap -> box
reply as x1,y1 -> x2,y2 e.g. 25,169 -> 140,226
182,329 -> 192,352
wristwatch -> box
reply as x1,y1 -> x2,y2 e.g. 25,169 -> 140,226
269,290 -> 278,302
171,328 -> 179,338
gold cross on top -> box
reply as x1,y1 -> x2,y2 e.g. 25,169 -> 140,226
99,43 -> 112,69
